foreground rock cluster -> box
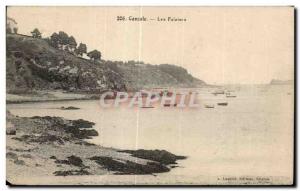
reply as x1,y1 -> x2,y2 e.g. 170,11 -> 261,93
6,111 -> 186,181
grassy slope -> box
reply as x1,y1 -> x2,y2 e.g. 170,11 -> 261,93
7,34 -> 205,94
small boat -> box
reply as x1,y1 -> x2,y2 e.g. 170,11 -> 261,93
163,103 -> 177,107
212,90 -> 225,95
205,104 -> 214,108
160,90 -> 173,97
60,106 -> 80,110
217,102 -> 228,106
140,106 -> 154,108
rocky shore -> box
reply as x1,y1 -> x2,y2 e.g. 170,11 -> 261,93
6,111 -> 186,184
6,90 -> 100,104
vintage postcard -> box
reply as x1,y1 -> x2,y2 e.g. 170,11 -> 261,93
6,6 -> 294,185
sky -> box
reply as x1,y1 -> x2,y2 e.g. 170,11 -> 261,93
7,6 -> 294,84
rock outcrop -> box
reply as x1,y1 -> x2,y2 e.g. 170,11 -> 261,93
6,113 -> 186,177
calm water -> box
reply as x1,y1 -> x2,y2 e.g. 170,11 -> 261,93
7,85 -> 294,184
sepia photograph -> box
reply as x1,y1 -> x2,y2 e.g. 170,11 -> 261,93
5,6 -> 294,186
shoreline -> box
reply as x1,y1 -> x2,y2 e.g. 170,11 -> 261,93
6,97 -> 97,104
6,91 -> 100,104
6,85 -> 214,104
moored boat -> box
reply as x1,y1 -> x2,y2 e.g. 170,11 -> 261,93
205,104 -> 214,108
163,103 -> 177,107
140,106 -> 155,108
212,90 -> 225,95
217,102 -> 228,106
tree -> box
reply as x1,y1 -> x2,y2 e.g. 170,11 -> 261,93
13,27 -> 18,34
48,31 -> 70,50
58,31 -> 69,50
75,43 -> 87,57
49,32 -> 60,48
6,27 -> 12,34
31,28 -> 42,38
87,50 -> 101,61
68,36 -> 77,52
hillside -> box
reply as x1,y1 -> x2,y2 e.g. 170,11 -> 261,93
105,61 -> 205,90
6,34 -> 205,93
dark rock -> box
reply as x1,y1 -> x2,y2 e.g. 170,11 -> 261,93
64,127 -> 98,139
55,155 -> 83,167
80,129 -> 98,137
10,148 -> 34,152
74,141 -> 95,146
20,153 -> 32,158
53,169 -> 90,176
12,116 -> 98,144
50,156 -> 57,159
54,159 -> 70,165
89,156 -> 170,175
13,134 -> 65,144
119,149 -> 186,165
89,95 -> 100,99
6,129 -> 16,135
67,155 -> 83,167
6,152 -> 18,160
6,122 -> 16,135
71,119 -> 95,129
13,51 -> 23,58
14,159 -> 25,165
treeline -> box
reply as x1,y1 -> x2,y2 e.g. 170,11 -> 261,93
104,60 -> 194,81
30,28 -> 101,62
27,28 -> 194,83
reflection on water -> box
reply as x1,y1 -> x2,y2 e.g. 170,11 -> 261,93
7,85 -> 294,182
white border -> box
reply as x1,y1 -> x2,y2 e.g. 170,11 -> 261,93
1,0 -> 299,6
1,0 -> 298,190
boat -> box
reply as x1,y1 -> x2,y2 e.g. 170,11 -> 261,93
140,106 -> 154,108
163,103 -> 177,107
160,90 -> 173,97
60,106 -> 80,110
205,104 -> 214,108
217,102 -> 228,106
212,90 -> 225,95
